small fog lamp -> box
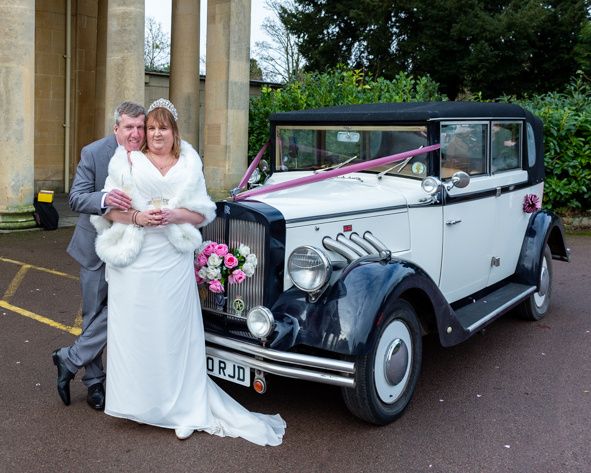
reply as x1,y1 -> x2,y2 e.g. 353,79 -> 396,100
246,306 -> 275,339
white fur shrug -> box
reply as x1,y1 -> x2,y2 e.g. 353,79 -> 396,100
90,140 -> 217,267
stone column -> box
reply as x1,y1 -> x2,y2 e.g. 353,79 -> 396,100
104,0 -> 144,134
0,0 -> 36,229
94,0 -> 108,140
203,0 -> 251,199
170,0 -> 200,148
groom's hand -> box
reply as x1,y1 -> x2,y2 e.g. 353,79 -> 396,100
105,189 -> 132,211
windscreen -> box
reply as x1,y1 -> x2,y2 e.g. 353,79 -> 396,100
275,125 -> 429,178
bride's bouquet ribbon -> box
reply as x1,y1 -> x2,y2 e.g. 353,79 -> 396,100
233,143 -> 441,202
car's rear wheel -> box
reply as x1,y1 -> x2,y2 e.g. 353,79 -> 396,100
520,244 -> 553,321
341,300 -> 422,425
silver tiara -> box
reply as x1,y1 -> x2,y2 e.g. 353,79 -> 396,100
147,98 -> 178,121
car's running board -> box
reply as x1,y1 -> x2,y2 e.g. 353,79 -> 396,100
454,283 -> 536,333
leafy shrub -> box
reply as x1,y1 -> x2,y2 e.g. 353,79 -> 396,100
248,69 -> 444,161
517,75 -> 591,212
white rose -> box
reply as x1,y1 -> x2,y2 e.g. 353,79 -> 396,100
208,254 -> 222,267
238,244 -> 251,257
245,253 -> 258,267
198,267 -> 208,279
242,262 -> 255,277
206,266 -> 221,280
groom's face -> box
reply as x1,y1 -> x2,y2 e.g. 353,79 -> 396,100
114,113 -> 145,151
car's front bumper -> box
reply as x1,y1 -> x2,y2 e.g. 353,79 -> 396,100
204,332 -> 356,388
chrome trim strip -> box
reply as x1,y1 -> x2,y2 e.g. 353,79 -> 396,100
467,286 -> 536,332
206,346 -> 355,388
428,116 -> 524,122
323,237 -> 359,262
363,231 -> 388,252
336,233 -> 368,257
205,332 -> 355,373
350,232 -> 378,254
286,205 -> 407,224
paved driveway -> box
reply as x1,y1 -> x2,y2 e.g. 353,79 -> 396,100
0,228 -> 589,473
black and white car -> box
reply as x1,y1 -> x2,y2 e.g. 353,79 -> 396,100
200,102 -> 569,425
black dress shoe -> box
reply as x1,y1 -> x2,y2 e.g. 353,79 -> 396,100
52,349 -> 75,406
87,383 -> 105,411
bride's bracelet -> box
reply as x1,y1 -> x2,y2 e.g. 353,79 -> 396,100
131,210 -> 143,227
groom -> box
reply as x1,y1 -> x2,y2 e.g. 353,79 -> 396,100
52,101 -> 145,410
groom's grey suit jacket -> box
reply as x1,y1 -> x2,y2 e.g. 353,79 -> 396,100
67,134 -> 118,269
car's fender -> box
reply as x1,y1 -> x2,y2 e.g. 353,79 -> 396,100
514,210 -> 569,286
269,257 -> 466,355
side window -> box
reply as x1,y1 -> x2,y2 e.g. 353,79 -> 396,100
526,123 -> 536,168
491,121 -> 521,172
440,123 -> 488,178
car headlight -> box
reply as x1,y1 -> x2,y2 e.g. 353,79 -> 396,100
288,246 -> 332,292
246,306 -> 275,339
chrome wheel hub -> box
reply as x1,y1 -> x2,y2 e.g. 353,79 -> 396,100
374,320 -> 412,404
384,339 -> 409,386
534,256 -> 549,307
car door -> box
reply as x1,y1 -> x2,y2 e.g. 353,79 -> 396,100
438,122 -> 497,303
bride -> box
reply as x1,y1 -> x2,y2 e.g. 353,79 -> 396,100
91,98 -> 285,446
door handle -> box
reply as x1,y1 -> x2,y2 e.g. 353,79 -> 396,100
445,219 -> 462,225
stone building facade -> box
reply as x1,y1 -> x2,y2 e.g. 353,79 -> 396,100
0,0 -> 253,229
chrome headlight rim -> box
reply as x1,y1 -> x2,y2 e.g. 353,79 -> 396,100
246,306 -> 275,339
287,245 -> 332,293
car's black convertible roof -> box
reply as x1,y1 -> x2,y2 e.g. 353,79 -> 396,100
270,101 -> 532,124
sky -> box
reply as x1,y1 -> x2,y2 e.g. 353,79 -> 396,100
144,0 -> 272,52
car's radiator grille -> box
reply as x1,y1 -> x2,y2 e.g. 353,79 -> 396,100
201,216 -> 266,319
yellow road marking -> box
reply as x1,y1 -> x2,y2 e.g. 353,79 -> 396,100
0,300 -> 81,336
0,256 -> 80,335
3,265 -> 30,301
0,257 -> 78,280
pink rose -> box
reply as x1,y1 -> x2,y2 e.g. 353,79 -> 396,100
203,242 -> 217,257
215,244 -> 229,256
228,269 -> 246,284
224,253 -> 239,269
195,274 -> 205,285
209,279 -> 225,293
197,253 -> 208,267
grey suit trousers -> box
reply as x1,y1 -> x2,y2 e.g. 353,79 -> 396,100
59,265 -> 108,387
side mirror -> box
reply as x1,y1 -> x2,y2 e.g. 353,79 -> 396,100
450,171 -> 470,189
247,159 -> 271,188
421,171 -> 470,196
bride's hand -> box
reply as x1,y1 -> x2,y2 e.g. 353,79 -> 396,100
138,209 -> 163,227
160,208 -> 179,225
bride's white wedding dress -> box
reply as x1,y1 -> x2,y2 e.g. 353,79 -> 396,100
93,142 -> 285,446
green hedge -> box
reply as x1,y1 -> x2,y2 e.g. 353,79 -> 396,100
248,70 -> 591,213
248,69 -> 444,162
516,76 -> 591,212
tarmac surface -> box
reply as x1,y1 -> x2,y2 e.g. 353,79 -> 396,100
0,200 -> 590,473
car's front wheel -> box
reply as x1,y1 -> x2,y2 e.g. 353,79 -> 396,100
520,244 -> 553,321
341,300 -> 422,425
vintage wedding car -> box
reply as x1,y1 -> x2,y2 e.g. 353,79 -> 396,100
199,102 -> 569,424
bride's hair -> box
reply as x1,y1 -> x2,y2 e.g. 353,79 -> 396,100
143,107 -> 181,159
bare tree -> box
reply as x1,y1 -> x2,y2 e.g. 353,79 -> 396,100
144,16 -> 170,72
253,0 -> 304,83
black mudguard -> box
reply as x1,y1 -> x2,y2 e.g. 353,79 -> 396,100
514,210 -> 569,286
269,257 -> 466,355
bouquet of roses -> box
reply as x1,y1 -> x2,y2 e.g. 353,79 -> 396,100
194,240 -> 258,294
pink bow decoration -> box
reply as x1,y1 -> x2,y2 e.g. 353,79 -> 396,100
523,194 -> 541,213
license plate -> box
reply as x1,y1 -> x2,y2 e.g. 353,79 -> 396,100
206,355 -> 251,387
